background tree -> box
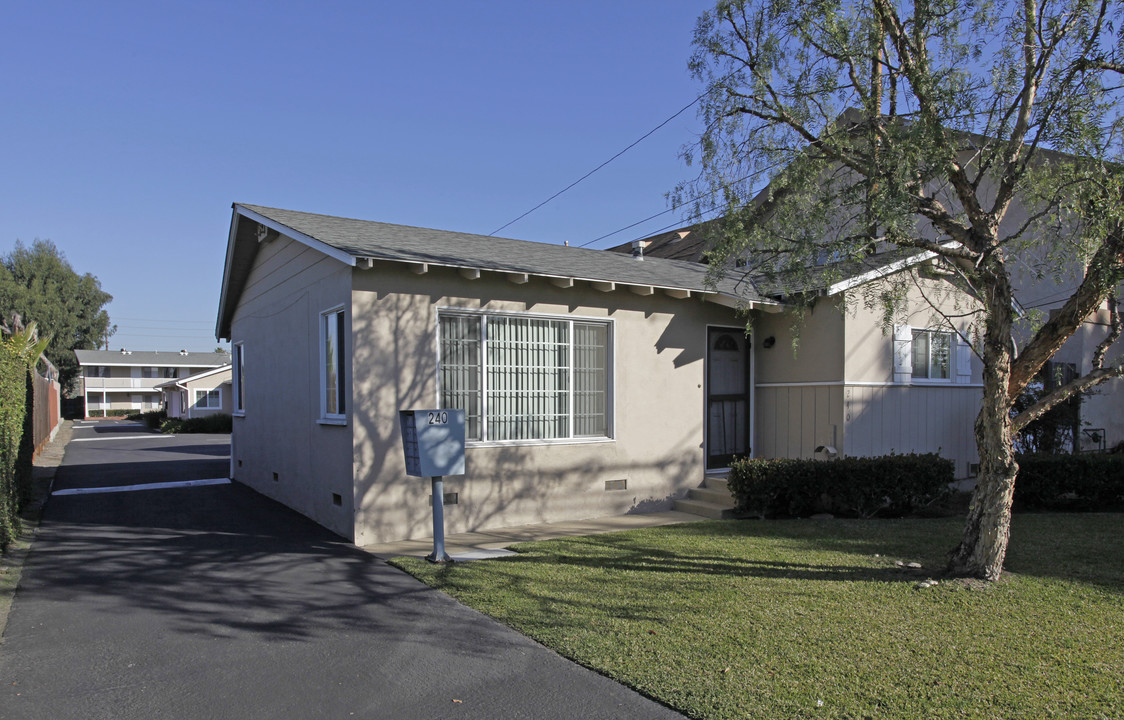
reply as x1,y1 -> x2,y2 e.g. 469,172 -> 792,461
0,240 -> 113,394
680,0 -> 1124,580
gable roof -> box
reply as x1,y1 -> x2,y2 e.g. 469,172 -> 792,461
75,350 -> 231,368
154,364 -> 233,390
216,204 -> 782,339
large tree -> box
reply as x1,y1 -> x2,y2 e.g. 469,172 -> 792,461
0,240 -> 114,393
681,0 -> 1124,580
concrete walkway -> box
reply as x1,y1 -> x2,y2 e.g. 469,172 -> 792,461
0,421 -> 690,720
364,510 -> 702,560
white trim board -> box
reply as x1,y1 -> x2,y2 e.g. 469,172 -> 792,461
53,478 -> 231,496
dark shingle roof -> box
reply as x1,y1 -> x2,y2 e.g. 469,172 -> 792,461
237,204 -> 768,301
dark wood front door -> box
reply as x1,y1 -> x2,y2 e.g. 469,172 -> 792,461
706,327 -> 750,469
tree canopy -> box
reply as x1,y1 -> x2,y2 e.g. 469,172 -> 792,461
681,0 -> 1124,580
0,240 -> 113,393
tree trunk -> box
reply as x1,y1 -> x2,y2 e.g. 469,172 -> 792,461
947,258 -> 1019,581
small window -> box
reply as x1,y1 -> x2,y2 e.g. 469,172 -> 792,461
195,389 -> 221,409
163,367 -> 178,378
911,329 -> 952,380
233,343 -> 245,413
142,366 -> 159,379
320,308 -> 346,421
87,366 -> 109,378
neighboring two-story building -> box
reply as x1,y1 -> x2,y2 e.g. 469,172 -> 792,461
74,349 -> 231,418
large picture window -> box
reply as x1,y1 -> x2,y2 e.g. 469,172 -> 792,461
911,329 -> 952,380
320,308 -> 346,421
438,312 -> 611,442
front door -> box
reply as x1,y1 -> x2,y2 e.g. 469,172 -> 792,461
706,327 -> 750,469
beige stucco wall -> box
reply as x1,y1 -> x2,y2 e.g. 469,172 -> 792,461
843,273 -> 982,475
227,234 -> 356,539
349,263 -> 741,545
181,369 -> 233,418
751,271 -> 983,475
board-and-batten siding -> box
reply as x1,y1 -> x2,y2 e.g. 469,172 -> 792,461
843,384 -> 979,475
755,385 -> 844,459
755,383 -> 979,476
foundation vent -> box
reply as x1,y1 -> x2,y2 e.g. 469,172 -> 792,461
429,492 -> 459,506
605,479 -> 628,491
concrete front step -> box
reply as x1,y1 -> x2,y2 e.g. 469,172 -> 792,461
703,475 -> 730,494
672,498 -> 732,520
673,472 -> 737,520
688,487 -> 735,506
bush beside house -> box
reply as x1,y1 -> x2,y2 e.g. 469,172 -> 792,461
727,454 -> 955,519
1014,454 -> 1124,511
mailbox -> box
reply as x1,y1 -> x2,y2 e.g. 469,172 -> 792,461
399,409 -> 466,477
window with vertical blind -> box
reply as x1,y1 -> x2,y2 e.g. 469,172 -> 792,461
438,312 -> 612,442
320,307 -> 346,421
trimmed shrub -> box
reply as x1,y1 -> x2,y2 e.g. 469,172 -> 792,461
0,343 -> 27,551
1014,454 -> 1124,511
135,409 -> 166,430
161,413 -> 232,434
86,409 -> 134,418
728,453 -> 955,519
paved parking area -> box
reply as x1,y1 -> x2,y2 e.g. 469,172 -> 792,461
0,421 -> 685,720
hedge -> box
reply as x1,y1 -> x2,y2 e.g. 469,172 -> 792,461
0,342 -> 29,551
160,413 -> 232,434
727,453 -> 955,519
1013,454 -> 1124,511
87,408 -> 136,418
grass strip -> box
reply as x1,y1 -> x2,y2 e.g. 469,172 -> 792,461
393,515 -> 1123,720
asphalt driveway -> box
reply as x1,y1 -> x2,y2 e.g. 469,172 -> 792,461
0,421 -> 684,720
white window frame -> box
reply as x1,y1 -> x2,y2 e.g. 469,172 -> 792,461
232,342 -> 245,415
910,328 -> 953,381
319,306 -> 347,424
894,324 -> 961,384
195,388 -> 222,409
436,309 -> 614,446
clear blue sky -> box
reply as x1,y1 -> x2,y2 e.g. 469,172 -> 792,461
2,1 -> 715,352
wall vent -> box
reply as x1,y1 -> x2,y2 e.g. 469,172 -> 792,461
968,463 -> 980,477
429,492 -> 459,506
332,493 -> 343,507
605,478 -> 627,491
272,472 -> 279,482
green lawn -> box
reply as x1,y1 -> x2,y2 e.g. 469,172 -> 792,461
393,514 -> 1123,720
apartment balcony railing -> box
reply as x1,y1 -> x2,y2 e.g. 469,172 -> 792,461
83,378 -> 171,391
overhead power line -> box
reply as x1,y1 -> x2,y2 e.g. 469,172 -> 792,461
487,79 -> 736,237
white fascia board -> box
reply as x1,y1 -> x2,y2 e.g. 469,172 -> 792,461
823,242 -> 964,296
215,210 -> 242,341
824,251 -> 938,296
235,205 -> 358,268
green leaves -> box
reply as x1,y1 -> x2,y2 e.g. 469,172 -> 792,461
1,239 -> 113,393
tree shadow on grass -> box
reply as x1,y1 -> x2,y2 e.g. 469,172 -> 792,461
488,515 -> 1124,595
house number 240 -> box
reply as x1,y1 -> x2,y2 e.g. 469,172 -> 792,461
427,411 -> 449,425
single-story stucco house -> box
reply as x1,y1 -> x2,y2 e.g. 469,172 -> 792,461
215,203 -> 983,546
156,365 -> 234,420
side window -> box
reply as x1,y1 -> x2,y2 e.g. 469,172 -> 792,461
320,308 -> 346,421
233,343 -> 245,414
911,329 -> 952,380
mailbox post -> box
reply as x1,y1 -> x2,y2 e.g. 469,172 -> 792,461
399,409 -> 465,563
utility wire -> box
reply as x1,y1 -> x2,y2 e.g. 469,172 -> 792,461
487,76 -> 739,237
